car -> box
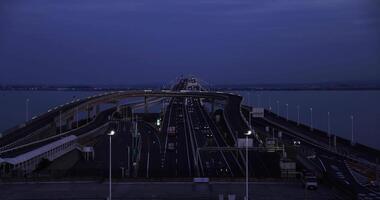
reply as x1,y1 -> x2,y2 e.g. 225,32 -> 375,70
167,142 -> 176,151
293,140 -> 301,146
302,170 -> 318,190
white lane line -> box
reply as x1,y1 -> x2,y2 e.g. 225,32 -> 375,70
146,151 -> 150,178
163,99 -> 174,161
182,99 -> 193,176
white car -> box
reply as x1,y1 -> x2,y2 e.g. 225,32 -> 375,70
302,171 -> 318,190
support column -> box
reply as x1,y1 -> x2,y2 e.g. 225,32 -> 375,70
95,104 -> 100,115
87,106 -> 93,121
66,116 -> 74,130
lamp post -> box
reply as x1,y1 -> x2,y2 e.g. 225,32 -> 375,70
25,98 -> 30,122
59,111 -> 62,134
245,130 -> 252,200
107,130 -> 116,200
310,107 -> 313,131
76,106 -> 79,128
327,112 -> 331,149
276,100 -> 280,117
297,105 -> 300,126
285,104 -> 289,121
351,114 -> 354,145
257,94 -> 261,108
268,96 -> 272,111
248,92 -> 251,107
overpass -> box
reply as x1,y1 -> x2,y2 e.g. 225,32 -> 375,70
0,84 -> 252,177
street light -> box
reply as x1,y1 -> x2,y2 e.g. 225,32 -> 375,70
248,91 -> 251,106
25,98 -> 30,122
59,111 -> 62,134
310,107 -> 313,131
244,130 -> 252,200
327,112 -> 331,149
350,114 -> 354,145
257,94 -> 261,108
107,129 -> 116,200
285,104 -> 289,121
297,105 -> 300,126
276,100 -> 280,117
268,96 -> 272,111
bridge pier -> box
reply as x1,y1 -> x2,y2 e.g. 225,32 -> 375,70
95,104 -> 100,115
87,106 -> 93,122
66,116 -> 73,130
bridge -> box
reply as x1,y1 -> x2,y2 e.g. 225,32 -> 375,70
0,77 -> 379,199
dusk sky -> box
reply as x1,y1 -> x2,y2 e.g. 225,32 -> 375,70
0,0 -> 379,85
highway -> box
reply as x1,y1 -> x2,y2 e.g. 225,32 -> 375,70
250,110 -> 380,199
2,77 -> 378,199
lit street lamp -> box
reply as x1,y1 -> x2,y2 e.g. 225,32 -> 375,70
244,130 -> 252,200
107,129 -> 116,200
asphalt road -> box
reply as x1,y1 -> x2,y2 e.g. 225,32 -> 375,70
0,181 -> 337,200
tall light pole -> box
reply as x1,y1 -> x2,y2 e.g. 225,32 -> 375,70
297,105 -> 300,126
59,111 -> 62,134
248,91 -> 251,107
310,107 -> 313,131
76,107 -> 79,128
107,130 -> 115,200
327,112 -> 331,149
257,94 -> 261,108
25,98 -> 30,122
285,104 -> 289,121
276,100 -> 280,117
249,109 -> 252,131
245,130 -> 252,200
268,96 -> 272,111
351,114 -> 354,145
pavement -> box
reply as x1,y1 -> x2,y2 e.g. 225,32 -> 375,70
0,181 -> 338,200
